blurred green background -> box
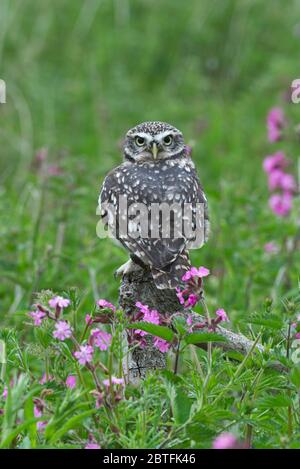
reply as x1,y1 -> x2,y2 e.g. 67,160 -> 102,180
0,0 -> 299,325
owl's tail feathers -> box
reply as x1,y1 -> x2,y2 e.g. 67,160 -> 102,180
152,251 -> 191,290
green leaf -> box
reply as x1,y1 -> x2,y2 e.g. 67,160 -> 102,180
173,317 -> 187,336
49,409 -> 96,443
246,317 -> 283,330
24,397 -> 37,448
256,394 -> 291,409
184,332 -> 227,345
127,322 -> 174,342
34,327 -> 52,349
0,418 -> 42,449
44,400 -> 90,439
291,364 -> 300,388
173,388 -> 192,425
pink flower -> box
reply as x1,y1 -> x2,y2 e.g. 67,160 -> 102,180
268,170 -> 297,192
264,241 -> 279,254
176,289 -> 199,308
53,321 -> 72,341
66,375 -> 76,389
295,332 -> 300,339
85,443 -> 101,449
143,309 -> 160,325
267,107 -> 285,142
91,329 -> 112,351
97,299 -> 116,312
280,173 -> 297,192
29,310 -> 46,326
135,302 -> 150,314
215,309 -> 229,322
47,165 -> 62,176
153,337 -> 170,353
135,303 -> 160,336
186,294 -> 199,307
263,151 -> 288,174
39,373 -> 54,385
49,296 -> 70,309
85,314 -> 93,325
103,376 -> 124,387
186,315 -> 193,326
182,266 -> 210,282
267,169 -> 285,191
213,432 -> 237,449
2,387 -> 8,399
176,288 -> 185,305
34,406 -> 47,431
74,345 -> 94,365
269,192 -> 293,217
268,124 -> 281,143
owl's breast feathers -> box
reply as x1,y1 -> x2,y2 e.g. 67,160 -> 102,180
99,157 -> 209,289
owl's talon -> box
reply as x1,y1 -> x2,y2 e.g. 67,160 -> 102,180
114,259 -> 141,278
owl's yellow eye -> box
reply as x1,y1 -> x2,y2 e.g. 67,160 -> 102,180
163,135 -> 173,145
135,136 -> 145,146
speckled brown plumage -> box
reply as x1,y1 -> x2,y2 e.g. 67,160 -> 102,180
99,121 -> 209,289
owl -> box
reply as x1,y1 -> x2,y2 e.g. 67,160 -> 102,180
98,121 -> 209,289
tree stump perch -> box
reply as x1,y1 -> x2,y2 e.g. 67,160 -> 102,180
119,269 -> 287,382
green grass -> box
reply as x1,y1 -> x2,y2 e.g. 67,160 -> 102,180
0,0 -> 300,449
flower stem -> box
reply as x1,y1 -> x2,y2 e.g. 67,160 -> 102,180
286,320 -> 293,439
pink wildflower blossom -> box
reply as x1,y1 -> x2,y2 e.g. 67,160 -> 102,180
267,107 -> 285,142
176,288 -> 185,305
186,315 -> 193,326
49,296 -> 70,309
53,321 -> 72,341
213,432 -> 238,449
29,310 -> 46,326
143,309 -> 160,325
264,241 -> 279,254
268,170 -> 297,192
85,443 -> 101,449
182,266 -> 210,281
85,314 -> 93,325
135,302 -> 150,314
176,289 -> 199,308
39,373 -> 54,385
47,165 -> 62,176
135,303 -> 160,337
186,294 -> 199,307
263,151 -> 288,174
2,387 -> 8,399
280,173 -> 297,192
153,337 -> 170,353
215,309 -> 229,323
102,376 -> 124,387
74,345 -> 94,365
269,192 -> 293,217
97,299 -> 116,312
66,375 -> 76,389
91,329 -> 112,351
34,406 -> 47,431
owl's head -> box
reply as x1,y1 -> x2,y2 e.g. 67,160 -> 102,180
123,121 -> 185,163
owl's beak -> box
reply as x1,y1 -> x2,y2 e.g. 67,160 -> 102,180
151,142 -> 158,160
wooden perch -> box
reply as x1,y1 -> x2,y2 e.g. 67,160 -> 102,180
119,268 -> 287,382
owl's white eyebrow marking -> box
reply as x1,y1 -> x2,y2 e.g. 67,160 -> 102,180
154,130 -> 176,141
132,132 -> 152,142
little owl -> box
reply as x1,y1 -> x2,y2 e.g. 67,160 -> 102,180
98,121 -> 209,289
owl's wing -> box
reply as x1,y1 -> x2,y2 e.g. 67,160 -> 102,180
98,163 -> 209,272
186,178 -> 210,250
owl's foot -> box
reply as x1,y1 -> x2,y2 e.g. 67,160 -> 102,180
114,259 -> 142,278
